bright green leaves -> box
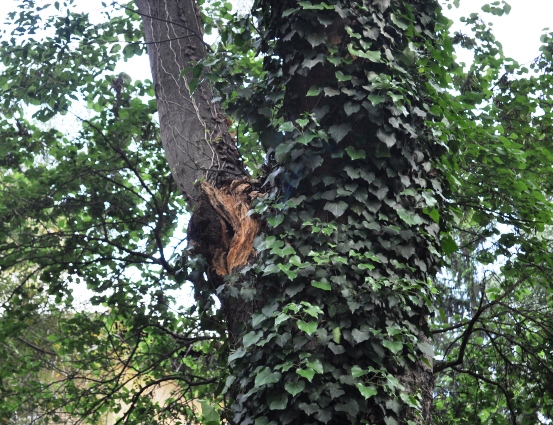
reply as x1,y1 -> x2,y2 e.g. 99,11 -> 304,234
382,340 -> 404,355
356,383 -> 378,399
200,401 -> 221,425
345,146 -> 366,160
347,44 -> 382,62
297,320 -> 318,335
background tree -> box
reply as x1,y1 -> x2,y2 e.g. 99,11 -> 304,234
0,0 -> 553,424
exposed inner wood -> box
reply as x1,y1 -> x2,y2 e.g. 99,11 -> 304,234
188,178 -> 262,276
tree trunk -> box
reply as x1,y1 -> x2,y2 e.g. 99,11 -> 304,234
135,0 -> 260,342
135,0 -> 247,205
136,0 -> 444,423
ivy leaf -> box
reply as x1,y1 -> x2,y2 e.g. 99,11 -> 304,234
306,359 -> 324,374
352,329 -> 370,344
312,280 -> 331,291
274,313 -> 289,326
351,365 -> 368,378
356,383 -> 378,399
243,331 -> 263,348
315,409 -> 333,424
417,341 -> 434,358
299,402 -> 319,415
282,7 -> 300,17
297,320 -> 318,335
268,393 -> 288,410
423,208 -> 440,223
373,0 -> 391,11
298,1 -> 334,9
306,86 -> 321,96
228,347 -> 246,363
344,101 -> 360,115
297,133 -> 316,145
301,302 -> 323,318
382,340 -> 403,354
345,146 -> 366,160
332,327 -> 341,343
252,313 -> 266,328
255,367 -> 282,387
267,213 -> 284,227
324,201 -> 348,218
397,209 -> 425,226
376,128 -> 396,147
285,380 -> 305,397
306,32 -> 326,47
328,123 -> 352,142
279,122 -> 295,132
297,368 -> 316,382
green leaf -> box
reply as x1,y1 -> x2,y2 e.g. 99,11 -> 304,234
228,348 -> 246,363
306,86 -> 321,96
423,208 -> 440,223
297,368 -> 316,382
306,359 -> 324,374
285,380 -> 306,397
345,146 -> 366,160
355,383 -> 378,399
328,123 -> 352,142
243,331 -> 262,348
279,122 -> 295,132
397,209 -> 425,226
267,214 -> 284,227
376,128 -> 396,148
352,329 -> 370,344
200,400 -> 220,425
301,302 -> 323,318
347,44 -> 381,62
332,327 -> 341,343
312,280 -> 331,291
382,340 -> 403,355
441,235 -> 458,255
255,367 -> 282,387
252,313 -> 266,328
351,365 -> 368,378
324,201 -> 348,218
297,320 -> 318,335
268,393 -> 288,410
274,313 -> 289,326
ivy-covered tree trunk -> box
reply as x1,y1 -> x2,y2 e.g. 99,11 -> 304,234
136,0 -> 445,423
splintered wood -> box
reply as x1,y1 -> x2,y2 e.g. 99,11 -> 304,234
198,179 -> 261,275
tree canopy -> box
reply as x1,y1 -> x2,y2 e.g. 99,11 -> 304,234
0,0 -> 553,424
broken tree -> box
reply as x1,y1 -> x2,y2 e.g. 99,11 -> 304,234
135,0 -> 446,423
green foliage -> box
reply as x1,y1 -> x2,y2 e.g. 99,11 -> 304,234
218,0 -> 448,423
1,0 -> 553,424
0,1 -> 222,423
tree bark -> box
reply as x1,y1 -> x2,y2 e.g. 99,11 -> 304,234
135,0 -> 247,206
135,0 -> 259,344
